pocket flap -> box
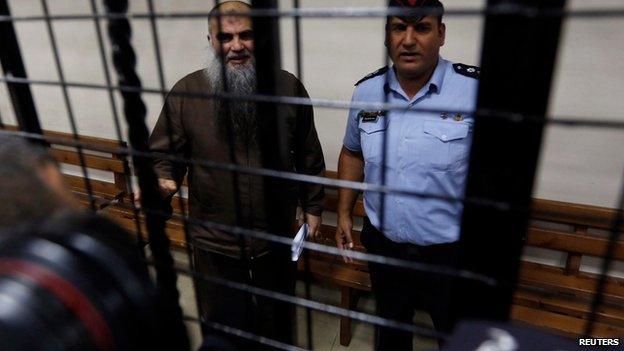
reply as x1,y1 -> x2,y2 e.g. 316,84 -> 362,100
423,119 -> 469,142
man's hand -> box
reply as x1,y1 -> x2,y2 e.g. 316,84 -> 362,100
335,146 -> 363,264
335,215 -> 354,263
305,213 -> 322,238
133,178 -> 178,208
157,178 -> 178,197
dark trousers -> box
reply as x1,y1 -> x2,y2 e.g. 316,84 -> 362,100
193,246 -> 296,351
360,218 -> 459,351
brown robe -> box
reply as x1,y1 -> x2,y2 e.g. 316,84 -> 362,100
149,69 -> 325,258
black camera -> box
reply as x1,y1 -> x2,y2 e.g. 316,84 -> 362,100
0,213 -> 183,351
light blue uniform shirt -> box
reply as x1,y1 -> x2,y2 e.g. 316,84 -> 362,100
343,57 -> 479,245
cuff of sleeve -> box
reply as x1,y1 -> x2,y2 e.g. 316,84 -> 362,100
343,143 -> 361,153
154,171 -> 172,180
304,205 -> 323,217
154,170 -> 176,183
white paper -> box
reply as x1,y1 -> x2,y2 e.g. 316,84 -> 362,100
291,223 -> 309,262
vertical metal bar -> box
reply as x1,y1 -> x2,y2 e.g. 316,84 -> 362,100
250,1 -> 299,347
144,0 -> 185,236
146,0 -> 166,102
102,1 -> 189,349
145,0 -> 177,205
292,0 -> 313,349
252,0 -> 287,230
251,0 -> 281,98
40,0 -> 96,211
379,23 -> 391,238
301,250 -> 314,350
145,0 -> 200,329
145,0 -> 175,187
212,0 -> 247,262
449,0 -> 567,322
88,0 -> 145,254
292,0 -> 303,81
373,8 -> 392,341
585,178 -> 624,335
0,0 -> 42,136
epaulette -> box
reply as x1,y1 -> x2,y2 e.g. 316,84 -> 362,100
453,63 -> 480,79
355,66 -> 389,86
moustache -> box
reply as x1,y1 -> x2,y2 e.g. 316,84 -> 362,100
227,52 -> 252,61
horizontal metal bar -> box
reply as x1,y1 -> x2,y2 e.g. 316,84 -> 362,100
133,202 -> 499,287
1,75 -> 623,130
0,128 -> 517,214
1,5 -> 624,23
172,264 -> 449,341
182,315 -> 309,351
201,319 -> 309,351
0,74 -> 477,115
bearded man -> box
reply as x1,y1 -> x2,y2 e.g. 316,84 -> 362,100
146,1 -> 325,349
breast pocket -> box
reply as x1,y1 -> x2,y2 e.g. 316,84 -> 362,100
358,118 -> 388,164
418,119 -> 471,171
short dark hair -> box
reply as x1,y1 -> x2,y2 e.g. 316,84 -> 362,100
0,135 -> 57,169
0,135 -> 66,231
387,0 -> 444,25
207,1 -> 251,36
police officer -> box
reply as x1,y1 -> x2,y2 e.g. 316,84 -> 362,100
335,1 -> 479,350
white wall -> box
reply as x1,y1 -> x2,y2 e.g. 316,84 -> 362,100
1,0 -> 623,208
539,0 -> 624,207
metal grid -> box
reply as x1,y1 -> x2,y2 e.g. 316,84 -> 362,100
0,1 -> 622,350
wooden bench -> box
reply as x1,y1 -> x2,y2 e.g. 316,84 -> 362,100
512,200 -> 624,338
7,127 -> 621,346
315,173 -> 624,344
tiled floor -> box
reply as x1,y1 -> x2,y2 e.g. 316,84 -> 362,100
173,251 -> 439,351
293,283 -> 438,351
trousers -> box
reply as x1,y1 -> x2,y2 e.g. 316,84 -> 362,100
360,217 -> 459,351
193,245 -> 296,351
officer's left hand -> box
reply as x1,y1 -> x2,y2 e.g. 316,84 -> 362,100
299,213 -> 322,238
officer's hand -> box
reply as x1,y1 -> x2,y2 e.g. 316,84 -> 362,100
335,215 -> 354,263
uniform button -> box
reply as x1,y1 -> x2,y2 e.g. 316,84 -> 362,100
441,134 -> 447,140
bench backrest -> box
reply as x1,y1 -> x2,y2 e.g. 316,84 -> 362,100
1,125 -> 129,206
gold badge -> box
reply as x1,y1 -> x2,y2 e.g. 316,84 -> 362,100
453,113 -> 463,121
358,110 -> 385,123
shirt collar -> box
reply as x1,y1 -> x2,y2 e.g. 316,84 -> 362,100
428,57 -> 447,93
384,57 -> 448,98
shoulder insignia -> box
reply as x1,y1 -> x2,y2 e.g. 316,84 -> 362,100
355,66 -> 389,86
453,63 -> 480,79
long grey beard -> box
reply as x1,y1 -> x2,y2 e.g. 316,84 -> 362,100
204,57 -> 258,144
